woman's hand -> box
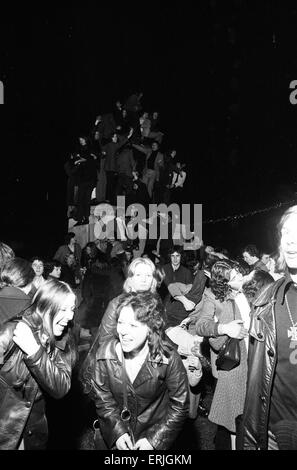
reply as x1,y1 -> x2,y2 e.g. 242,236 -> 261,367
175,295 -> 195,311
181,297 -> 195,311
218,320 -> 248,339
134,438 -> 154,450
115,433 -> 134,450
13,322 -> 40,357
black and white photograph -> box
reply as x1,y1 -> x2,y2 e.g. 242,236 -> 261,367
1,3 -> 297,454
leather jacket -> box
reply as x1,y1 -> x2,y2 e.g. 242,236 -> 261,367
91,338 -> 189,450
95,295 -> 121,346
240,277 -> 285,450
0,313 -> 76,450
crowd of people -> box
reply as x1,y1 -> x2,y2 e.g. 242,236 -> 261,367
0,203 -> 297,450
64,91 -> 187,225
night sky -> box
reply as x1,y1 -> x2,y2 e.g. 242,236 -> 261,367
1,3 -> 297,258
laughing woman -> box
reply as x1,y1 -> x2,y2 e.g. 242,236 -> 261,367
0,279 -> 77,450
94,257 -> 157,346
81,291 -> 189,450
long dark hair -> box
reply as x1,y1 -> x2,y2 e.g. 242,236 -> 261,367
28,279 -> 77,353
276,204 -> 297,273
4,279 -> 77,387
80,292 -> 171,397
209,260 -> 235,302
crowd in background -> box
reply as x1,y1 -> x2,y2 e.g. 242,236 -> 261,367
0,215 -> 289,450
64,91 -> 187,225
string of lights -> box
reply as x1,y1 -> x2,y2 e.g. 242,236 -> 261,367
203,198 -> 297,225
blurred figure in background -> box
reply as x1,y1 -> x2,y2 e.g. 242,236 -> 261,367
0,257 -> 34,327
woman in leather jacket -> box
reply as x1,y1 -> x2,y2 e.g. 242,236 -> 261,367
0,279 -> 77,450
81,291 -> 189,450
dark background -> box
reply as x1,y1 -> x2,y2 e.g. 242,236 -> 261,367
1,2 -> 297,259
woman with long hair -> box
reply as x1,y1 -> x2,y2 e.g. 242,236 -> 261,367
81,291 -> 188,450
0,279 -> 77,450
94,257 -> 157,346
196,259 -> 249,450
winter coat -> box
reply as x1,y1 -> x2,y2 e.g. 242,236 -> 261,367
240,277 -> 285,450
207,299 -> 248,433
91,338 -> 189,450
0,311 -> 76,450
0,286 -> 32,327
95,295 -> 122,346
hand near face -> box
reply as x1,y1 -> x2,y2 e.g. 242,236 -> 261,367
116,433 -> 134,450
13,322 -> 40,357
134,438 -> 154,450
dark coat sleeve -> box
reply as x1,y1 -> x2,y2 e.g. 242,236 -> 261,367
195,295 -> 221,337
185,270 -> 206,304
24,346 -> 73,399
96,297 -> 120,346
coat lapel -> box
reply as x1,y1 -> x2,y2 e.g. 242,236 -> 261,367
132,360 -> 154,389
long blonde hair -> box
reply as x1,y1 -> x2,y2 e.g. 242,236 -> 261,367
123,257 -> 157,293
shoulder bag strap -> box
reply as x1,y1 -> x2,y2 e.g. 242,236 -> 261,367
231,299 -> 236,320
0,343 -> 18,371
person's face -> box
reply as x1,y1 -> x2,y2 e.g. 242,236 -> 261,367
281,214 -> 297,269
69,236 -> 76,245
228,268 -> 244,291
153,112 -> 158,119
152,142 -> 158,151
117,306 -> 149,354
112,133 -> 118,143
125,251 -> 132,261
242,251 -> 254,265
99,240 -> 108,252
79,137 -> 87,146
171,252 -> 181,268
32,260 -> 44,276
261,254 -> 270,265
86,246 -> 92,255
131,264 -> 153,292
171,150 -> 176,158
67,254 -> 75,267
51,266 -> 61,279
122,109 -> 127,118
94,131 -> 100,141
52,293 -> 76,338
